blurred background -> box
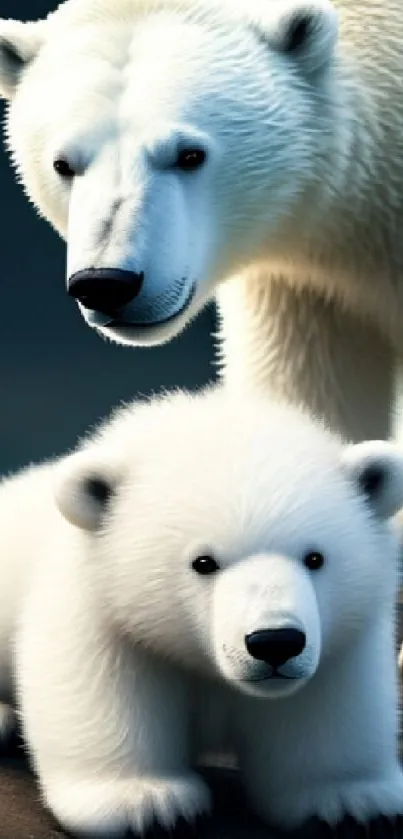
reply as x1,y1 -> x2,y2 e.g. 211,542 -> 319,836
0,0 -> 217,473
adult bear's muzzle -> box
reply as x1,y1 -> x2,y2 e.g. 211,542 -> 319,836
67,268 -> 144,319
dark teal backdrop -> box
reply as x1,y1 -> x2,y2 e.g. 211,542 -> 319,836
0,0 -> 217,472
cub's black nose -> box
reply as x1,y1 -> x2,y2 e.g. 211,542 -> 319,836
68,268 -> 144,317
245,628 -> 306,668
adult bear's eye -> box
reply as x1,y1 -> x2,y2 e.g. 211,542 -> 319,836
176,147 -> 207,171
303,551 -> 325,572
284,15 -> 312,52
191,554 -> 220,575
53,157 -> 76,178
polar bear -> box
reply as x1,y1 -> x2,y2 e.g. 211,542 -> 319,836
1,0 -> 403,444
0,387 -> 402,836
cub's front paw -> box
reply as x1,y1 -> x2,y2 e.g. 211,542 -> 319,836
44,771 -> 211,837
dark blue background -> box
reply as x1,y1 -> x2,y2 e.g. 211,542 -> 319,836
0,0 -> 216,472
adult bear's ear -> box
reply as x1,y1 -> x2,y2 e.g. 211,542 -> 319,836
0,19 -> 46,99
341,441 -> 403,521
54,448 -> 125,532
254,0 -> 338,75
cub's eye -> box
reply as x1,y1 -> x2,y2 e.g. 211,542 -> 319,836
175,147 -> 207,172
303,551 -> 325,572
84,477 -> 112,505
53,157 -> 76,178
191,554 -> 220,575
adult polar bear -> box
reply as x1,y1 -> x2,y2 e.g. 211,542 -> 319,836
1,0 -> 402,445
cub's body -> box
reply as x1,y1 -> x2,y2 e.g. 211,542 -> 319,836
0,389 -> 401,835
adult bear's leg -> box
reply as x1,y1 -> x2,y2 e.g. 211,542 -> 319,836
217,272 -> 394,442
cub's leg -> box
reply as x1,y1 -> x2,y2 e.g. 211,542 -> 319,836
16,561 -> 210,838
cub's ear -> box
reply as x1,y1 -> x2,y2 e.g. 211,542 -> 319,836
0,19 -> 46,99
342,441 -> 403,521
54,448 -> 125,532
255,0 -> 338,75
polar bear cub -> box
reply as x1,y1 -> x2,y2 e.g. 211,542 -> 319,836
0,387 -> 402,837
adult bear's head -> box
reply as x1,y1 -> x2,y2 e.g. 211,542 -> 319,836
0,0 -> 339,346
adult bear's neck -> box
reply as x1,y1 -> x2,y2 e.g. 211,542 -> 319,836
216,270 -> 393,443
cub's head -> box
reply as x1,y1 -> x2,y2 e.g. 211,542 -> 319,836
54,389 -> 402,698
0,0 -> 339,346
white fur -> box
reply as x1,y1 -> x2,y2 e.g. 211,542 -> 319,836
0,0 -> 402,403
0,387 -> 402,834
0,0 -> 339,347
4,1 -> 403,442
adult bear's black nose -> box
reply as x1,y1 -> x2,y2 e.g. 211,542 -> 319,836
67,268 -> 144,317
245,628 -> 306,668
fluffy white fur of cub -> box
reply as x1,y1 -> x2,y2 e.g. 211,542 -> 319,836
0,387 -> 402,836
